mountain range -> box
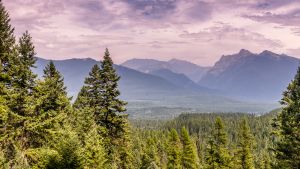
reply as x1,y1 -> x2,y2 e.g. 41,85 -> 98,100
199,49 -> 299,102
122,58 -> 210,82
33,49 -> 299,118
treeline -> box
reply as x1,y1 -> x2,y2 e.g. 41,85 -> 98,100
0,1 -> 130,168
0,1 -> 300,169
131,112 -> 275,169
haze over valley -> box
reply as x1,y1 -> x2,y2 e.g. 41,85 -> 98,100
32,49 -> 298,119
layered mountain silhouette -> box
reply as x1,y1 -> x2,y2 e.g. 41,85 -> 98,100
122,58 -> 210,82
198,49 -> 299,102
33,49 -> 298,115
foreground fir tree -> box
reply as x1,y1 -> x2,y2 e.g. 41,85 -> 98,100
29,61 -> 71,147
99,48 -> 127,138
236,119 -> 254,169
181,127 -> 199,169
205,117 -> 231,169
272,67 -> 300,169
0,0 -> 15,83
141,136 -> 160,169
0,0 -> 17,163
75,49 -> 131,168
167,129 -> 181,169
8,31 -> 37,129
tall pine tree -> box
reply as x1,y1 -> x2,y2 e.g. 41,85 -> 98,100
272,67 -> 300,169
205,117 -> 231,169
181,127 -> 199,169
236,119 -> 254,169
167,129 -> 181,169
0,0 -> 15,85
8,31 -> 37,127
99,48 -> 127,138
28,61 -> 71,147
74,49 -> 131,167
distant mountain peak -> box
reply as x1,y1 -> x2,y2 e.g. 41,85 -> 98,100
122,58 -> 210,82
259,50 -> 276,56
238,49 -> 252,55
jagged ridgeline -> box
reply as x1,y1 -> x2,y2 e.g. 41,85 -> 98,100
0,1 -> 299,169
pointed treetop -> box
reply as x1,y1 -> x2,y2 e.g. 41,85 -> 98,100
18,30 -> 36,65
0,0 -> 15,55
103,48 -> 113,65
43,61 -> 61,79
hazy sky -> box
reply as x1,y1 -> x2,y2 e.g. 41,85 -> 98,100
4,0 -> 300,66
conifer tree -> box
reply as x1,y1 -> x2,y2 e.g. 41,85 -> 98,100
74,49 -> 131,165
205,117 -> 231,169
236,119 -> 254,169
0,0 -> 15,84
141,136 -> 160,169
99,48 -> 127,138
70,107 -> 107,169
181,127 -> 199,169
0,1 -> 17,124
167,129 -> 181,169
272,67 -> 300,169
0,3 -> 37,165
9,31 -> 37,119
28,61 -> 71,147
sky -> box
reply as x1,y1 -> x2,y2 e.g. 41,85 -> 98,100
4,0 -> 300,66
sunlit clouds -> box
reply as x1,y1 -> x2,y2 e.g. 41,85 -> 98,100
4,0 -> 300,66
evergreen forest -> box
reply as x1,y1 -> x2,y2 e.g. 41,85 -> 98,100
0,2 -> 299,169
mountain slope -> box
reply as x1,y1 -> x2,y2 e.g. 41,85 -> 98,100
198,49 -> 299,102
121,58 -> 210,82
33,57 -> 277,115
149,68 -> 213,92
34,58 -> 181,99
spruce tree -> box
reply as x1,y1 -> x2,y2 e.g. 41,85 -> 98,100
70,106 -> 107,169
0,0 -> 15,83
141,136 -> 160,169
236,119 -> 254,169
181,127 -> 199,169
205,117 -> 231,169
167,129 -> 181,169
74,49 -> 130,165
9,31 -> 37,119
0,4 -> 39,165
272,67 -> 300,168
28,61 -> 71,147
99,48 -> 127,138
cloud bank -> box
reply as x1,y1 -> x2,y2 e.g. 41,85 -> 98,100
4,0 -> 300,65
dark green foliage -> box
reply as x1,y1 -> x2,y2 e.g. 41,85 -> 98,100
28,61 -> 70,147
74,49 -> 131,167
236,119 -> 254,169
167,129 -> 181,169
0,1 -> 15,83
0,1 -> 299,168
141,135 -> 160,169
181,127 -> 199,169
0,1 -> 17,163
272,67 -> 300,168
99,48 -> 127,138
205,117 -> 231,169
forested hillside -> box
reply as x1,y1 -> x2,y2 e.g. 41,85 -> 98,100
0,2 -> 299,169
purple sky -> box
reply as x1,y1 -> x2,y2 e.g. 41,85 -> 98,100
4,0 -> 300,66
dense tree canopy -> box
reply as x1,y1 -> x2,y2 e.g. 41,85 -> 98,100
0,1 -> 299,169
272,67 -> 300,169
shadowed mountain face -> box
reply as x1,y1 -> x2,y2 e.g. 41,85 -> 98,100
121,58 -> 210,82
34,58 -> 181,99
33,57 -> 279,117
198,49 -> 299,102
